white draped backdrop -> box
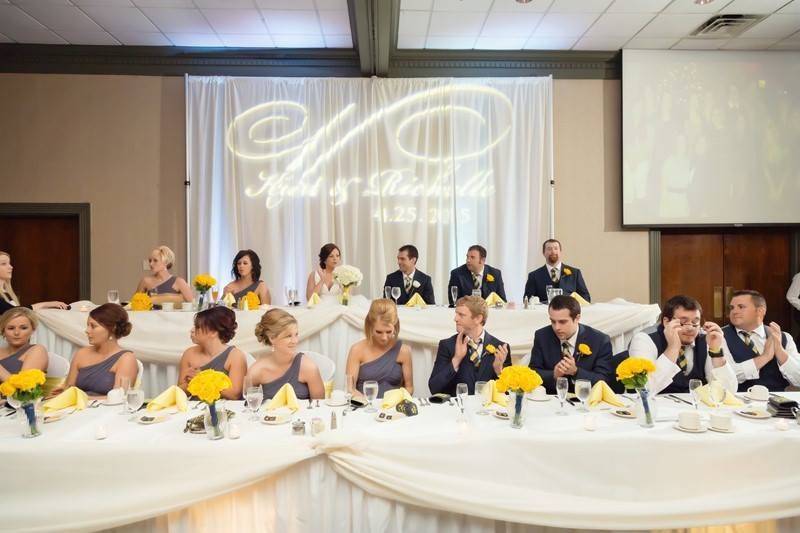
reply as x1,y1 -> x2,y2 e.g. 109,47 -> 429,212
187,76 -> 553,301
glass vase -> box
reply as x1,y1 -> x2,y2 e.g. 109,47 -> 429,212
635,387 -> 655,428
340,286 -> 351,306
17,400 -> 42,438
510,391 -> 525,429
203,401 -> 227,440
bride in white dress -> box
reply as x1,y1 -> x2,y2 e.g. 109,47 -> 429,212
306,243 -> 342,300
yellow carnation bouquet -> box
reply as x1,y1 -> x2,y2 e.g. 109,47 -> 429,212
496,366 -> 543,394
616,357 -> 657,427
188,369 -> 232,439
130,292 -> 153,311
1,369 -> 47,438
238,291 -> 260,310
193,273 -> 216,293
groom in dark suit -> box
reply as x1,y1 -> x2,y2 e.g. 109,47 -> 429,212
524,239 -> 590,303
447,244 -> 506,306
429,296 -> 510,395
383,244 -> 435,305
530,295 -> 613,393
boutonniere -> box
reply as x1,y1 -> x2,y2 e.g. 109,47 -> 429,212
562,267 -> 572,276
412,280 -> 420,288
486,273 -> 495,282
484,344 -> 497,354
577,343 -> 592,357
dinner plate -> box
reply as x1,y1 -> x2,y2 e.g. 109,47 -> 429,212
743,393 -> 769,402
526,395 -> 550,402
43,408 -> 75,423
492,409 -> 509,420
261,414 -> 291,425
136,413 -> 169,425
610,408 -> 636,419
673,423 -> 707,433
101,399 -> 124,406
735,409 -> 771,420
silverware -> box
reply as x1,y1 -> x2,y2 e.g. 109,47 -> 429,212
447,398 -> 454,406
88,400 -> 101,408
667,394 -> 693,406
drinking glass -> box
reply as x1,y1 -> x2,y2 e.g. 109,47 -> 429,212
575,379 -> 591,412
471,289 -> 482,298
688,378 -> 703,410
709,381 -> 726,408
285,286 -> 292,306
289,289 -> 298,306
107,289 -> 119,304
545,285 -> 553,302
456,382 -> 468,402
475,381 -> 489,415
363,381 -> 379,413
126,388 -> 145,415
384,286 -> 392,299
245,386 -> 263,421
391,287 -> 401,304
450,286 -> 458,306
345,374 -> 355,411
211,286 -> 219,303
118,377 -> 131,415
556,377 -> 569,416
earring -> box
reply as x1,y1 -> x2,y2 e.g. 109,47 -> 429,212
109,335 -> 114,341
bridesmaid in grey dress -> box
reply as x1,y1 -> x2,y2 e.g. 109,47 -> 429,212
135,245 -> 193,303
346,299 -> 413,398
178,306 -> 247,400
0,307 -> 48,380
246,309 -> 324,401
222,250 -> 271,306
55,303 -> 139,397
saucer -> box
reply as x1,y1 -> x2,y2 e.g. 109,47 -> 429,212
610,408 -> 636,419
708,425 -> 735,433
743,393 -> 769,402
673,423 -> 707,433
136,413 -> 168,425
102,399 -> 124,406
325,398 -> 349,407
735,409 -> 771,419
526,395 -> 550,402
492,410 -> 509,420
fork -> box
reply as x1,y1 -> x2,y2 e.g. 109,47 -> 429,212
88,400 -> 101,408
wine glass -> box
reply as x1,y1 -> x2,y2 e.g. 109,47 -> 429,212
118,377 -> 131,415
107,289 -> 119,304
475,381 -> 489,415
556,377 -> 569,416
289,288 -> 298,306
471,289 -> 481,298
390,287 -> 401,304
575,379 -> 591,412
245,386 -> 263,421
345,374 -> 355,411
363,381 -> 379,413
211,286 -> 220,303
456,382 -> 468,402
126,387 -> 145,416
384,286 -> 392,299
688,378 -> 703,410
285,286 -> 292,306
709,380 -> 726,408
450,286 -> 458,306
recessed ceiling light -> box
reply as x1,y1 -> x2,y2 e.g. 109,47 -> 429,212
516,0 -> 534,3
694,0 -> 715,5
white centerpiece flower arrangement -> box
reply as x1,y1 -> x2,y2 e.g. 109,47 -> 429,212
333,265 -> 363,306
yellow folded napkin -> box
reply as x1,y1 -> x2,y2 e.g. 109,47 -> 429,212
405,293 -> 427,308
307,292 -> 321,307
570,292 -> 590,306
485,292 -> 505,306
222,292 -> 236,307
588,380 -> 625,407
694,383 -> 744,407
381,387 -> 413,409
265,383 -> 300,412
481,379 -> 508,407
147,385 -> 188,412
43,386 -> 88,412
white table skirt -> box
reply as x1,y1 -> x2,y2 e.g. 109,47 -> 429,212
34,297 -> 660,397
2,394 -> 800,533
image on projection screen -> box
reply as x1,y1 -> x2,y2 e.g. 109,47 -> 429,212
623,50 -> 800,226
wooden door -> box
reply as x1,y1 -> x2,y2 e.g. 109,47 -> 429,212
0,215 -> 80,304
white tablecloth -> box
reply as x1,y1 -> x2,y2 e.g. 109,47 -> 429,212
34,297 -> 660,397
2,394 -> 800,532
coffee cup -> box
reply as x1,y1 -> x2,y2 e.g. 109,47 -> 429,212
161,302 -> 174,311
710,412 -> 732,432
746,384 -> 769,401
330,389 -> 346,404
678,410 -> 701,431
107,387 -> 124,404
530,386 -> 547,400
529,296 -> 539,305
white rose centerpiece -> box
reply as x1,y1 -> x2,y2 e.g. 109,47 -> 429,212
333,265 -> 363,306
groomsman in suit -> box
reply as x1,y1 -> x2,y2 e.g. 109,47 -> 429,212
724,290 -> 800,391
383,245 -> 435,305
530,295 -> 612,393
627,295 -> 737,395
429,296 -> 510,396
447,245 -> 506,306
524,239 -> 590,303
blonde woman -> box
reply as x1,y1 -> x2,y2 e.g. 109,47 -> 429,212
246,309 -> 324,400
0,307 -> 48,381
135,245 -> 193,304
345,299 -> 413,398
0,251 -> 68,314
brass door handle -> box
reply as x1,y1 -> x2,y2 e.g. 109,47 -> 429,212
724,286 -> 735,311
714,286 -> 722,319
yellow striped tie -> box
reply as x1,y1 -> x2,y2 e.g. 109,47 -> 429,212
740,331 -> 759,354
677,346 -> 687,373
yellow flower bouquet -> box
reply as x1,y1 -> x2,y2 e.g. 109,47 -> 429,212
130,292 -> 153,311
1,369 -> 46,438
193,273 -> 217,310
495,366 -> 543,429
616,357 -> 657,428
188,369 -> 232,440
238,291 -> 260,310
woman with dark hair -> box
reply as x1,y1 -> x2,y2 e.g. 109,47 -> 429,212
54,303 -> 139,397
222,249 -> 270,306
177,306 -> 247,400
306,243 -> 342,301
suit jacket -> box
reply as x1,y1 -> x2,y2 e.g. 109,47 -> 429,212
524,264 -> 590,303
447,264 -> 506,306
383,269 -> 435,305
529,323 -> 613,393
428,331 -> 510,396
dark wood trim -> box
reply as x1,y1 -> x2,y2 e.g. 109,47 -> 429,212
0,203 -> 91,300
648,230 -> 661,305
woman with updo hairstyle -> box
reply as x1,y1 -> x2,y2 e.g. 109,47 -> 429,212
135,245 -> 193,304
245,309 -> 324,400
178,306 -> 247,400
55,303 -> 139,397
222,249 -> 271,306
306,242 -> 342,300
345,299 -> 413,398
0,307 -> 49,381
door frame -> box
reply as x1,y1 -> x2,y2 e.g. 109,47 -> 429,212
0,203 -> 91,300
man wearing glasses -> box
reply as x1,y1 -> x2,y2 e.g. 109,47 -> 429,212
627,295 -> 737,395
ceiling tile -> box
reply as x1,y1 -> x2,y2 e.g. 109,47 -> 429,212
742,13 -> 800,38
0,4 -> 66,42
15,2 -> 104,32
165,32 -> 223,45
112,30 -> 171,44
318,9 -> 350,34
57,29 -> 120,44
194,0 -> 255,7
721,37 -> 780,47
474,35 -> 527,48
607,0 -> 671,13
664,0 -> 734,13
770,39 -> 800,47
426,35 -> 476,48
778,1 -> 800,13
271,33 -> 325,46
219,33 -> 275,46
255,0 -> 314,7
624,37 -> 679,48
584,13 -> 655,37
81,6 -> 159,32
549,0 -> 613,13
672,37 -> 728,48
432,0 -> 492,12
202,9 -> 267,34
262,10 -> 320,34
491,0 -> 551,12
133,0 -> 194,6
481,12 -> 541,37
4,28 -> 67,43
523,35 -> 578,49
141,7 -> 215,32
397,34 -> 426,47
573,35 -> 629,49
73,0 -> 135,6
314,0 -> 347,8
323,33 -> 351,47
428,11 -> 486,35
637,13 -> 710,37
720,0 -> 789,14
401,0 -> 433,9
398,10 -> 430,36
534,13 -> 598,36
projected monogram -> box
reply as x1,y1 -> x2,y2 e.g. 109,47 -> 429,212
225,85 -> 513,218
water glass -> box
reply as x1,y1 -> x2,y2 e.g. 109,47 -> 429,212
556,377 -> 569,416
289,289 -> 298,306
107,289 -> 119,304
471,289 -> 482,298
363,381 -> 379,413
475,381 -> 489,415
126,388 -> 145,415
391,287 -> 401,303
384,286 -> 392,299
688,378 -> 702,410
285,286 -> 292,306
575,379 -> 591,412
118,377 -> 131,414
456,382 -> 468,402
245,386 -> 263,421
450,286 -> 458,306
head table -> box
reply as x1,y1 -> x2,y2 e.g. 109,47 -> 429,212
33,297 -> 660,397
2,393 -> 800,533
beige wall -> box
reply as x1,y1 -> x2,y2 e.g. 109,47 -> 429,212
0,74 -> 650,304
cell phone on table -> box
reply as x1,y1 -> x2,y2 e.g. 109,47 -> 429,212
566,397 -> 581,405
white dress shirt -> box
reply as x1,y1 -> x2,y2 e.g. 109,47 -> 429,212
732,324 -> 800,386
472,268 -> 484,290
546,262 -> 563,283
787,272 -> 800,312
403,270 -> 416,290
628,331 -> 738,395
